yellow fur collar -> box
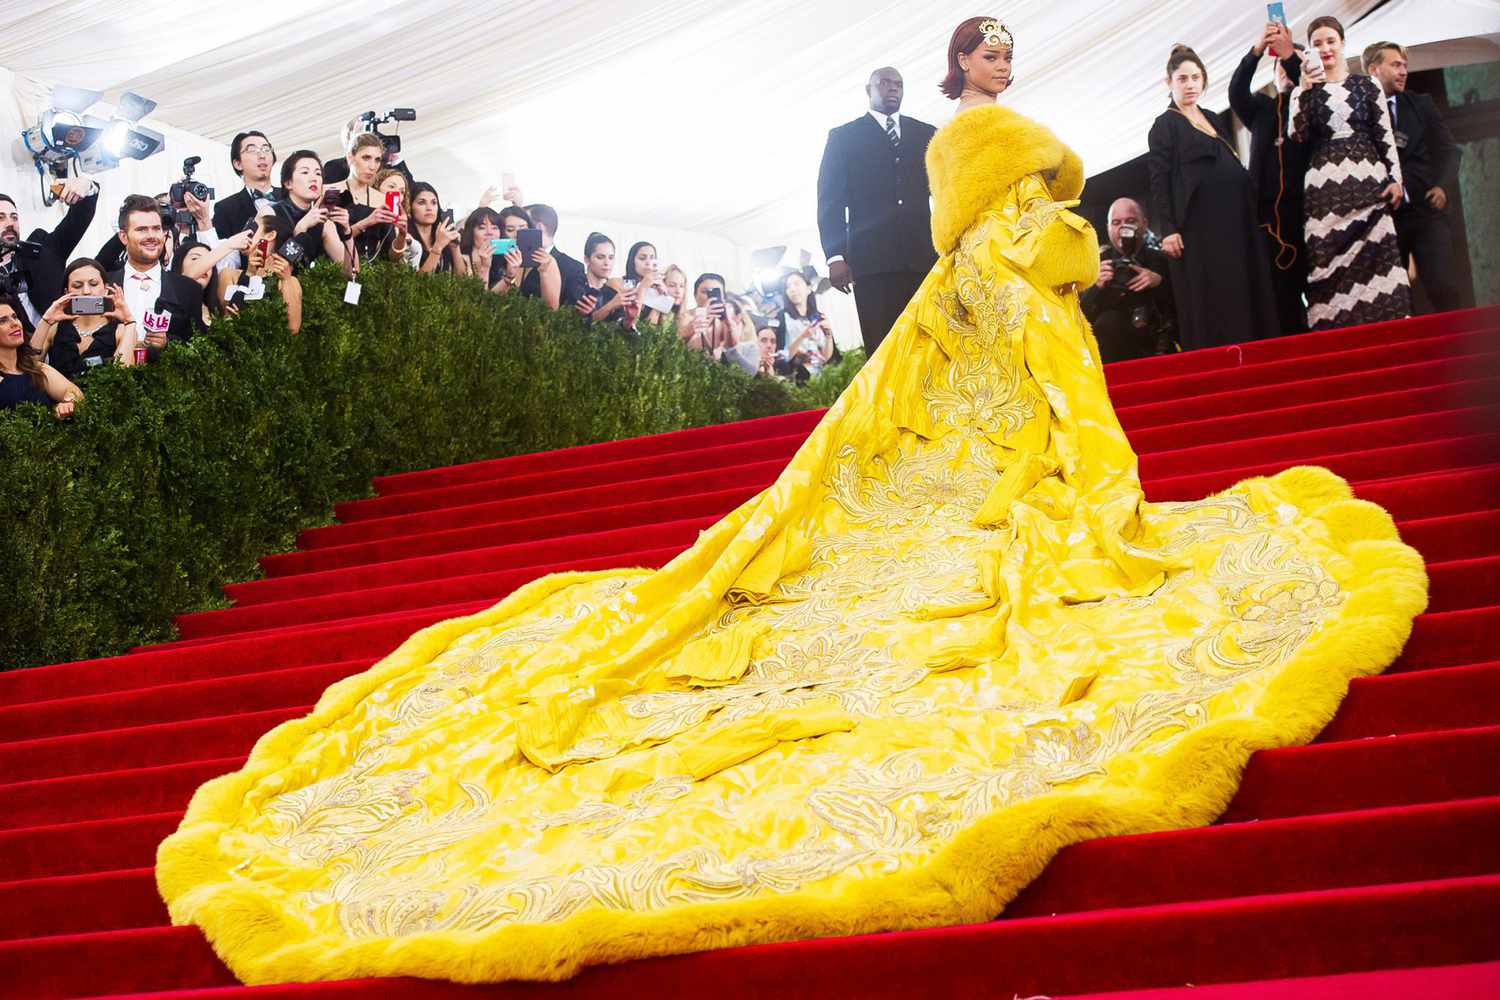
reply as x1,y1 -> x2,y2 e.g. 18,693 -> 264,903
926,104 -> 1087,255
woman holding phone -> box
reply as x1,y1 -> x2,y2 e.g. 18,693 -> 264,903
337,134 -> 399,261
460,207 -> 515,291
1290,16 -> 1410,328
30,258 -> 137,377
778,271 -> 835,376
573,233 -> 616,320
2,295 -> 82,416
409,182 -> 465,275
274,150 -> 348,270
493,206 -> 560,307
1147,44 -> 1278,349
592,241 -> 667,329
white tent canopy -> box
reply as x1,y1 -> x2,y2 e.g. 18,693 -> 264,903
1,0 -> 1495,295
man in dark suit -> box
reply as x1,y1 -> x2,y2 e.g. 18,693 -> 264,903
1229,22 -> 1308,334
817,67 -> 937,355
0,178 -> 98,331
1364,41 -> 1465,313
213,131 -> 281,239
110,194 -> 204,363
522,204 -> 588,307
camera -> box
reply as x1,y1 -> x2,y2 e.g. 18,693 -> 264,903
358,108 -> 416,155
1104,224 -> 1144,290
0,237 -> 44,295
168,156 -> 215,224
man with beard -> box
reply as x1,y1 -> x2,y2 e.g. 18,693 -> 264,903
0,177 -> 98,331
109,194 -> 204,363
817,66 -> 937,356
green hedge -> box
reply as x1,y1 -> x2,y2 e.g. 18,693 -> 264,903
0,263 -> 863,670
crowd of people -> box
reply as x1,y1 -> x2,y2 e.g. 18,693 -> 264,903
1107,18 -> 1461,361
1,123 -> 839,418
1,17 -> 1467,417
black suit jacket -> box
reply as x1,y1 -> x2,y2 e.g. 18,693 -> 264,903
1228,48 -> 1306,218
10,192 -> 98,322
817,113 -> 937,277
518,246 -> 588,305
1147,106 -> 1239,239
107,267 -> 205,362
213,187 -> 282,239
1389,90 -> 1460,200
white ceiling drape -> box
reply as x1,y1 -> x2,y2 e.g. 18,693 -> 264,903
1,1 -> 1495,276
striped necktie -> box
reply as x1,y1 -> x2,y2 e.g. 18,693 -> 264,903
884,115 -> 899,148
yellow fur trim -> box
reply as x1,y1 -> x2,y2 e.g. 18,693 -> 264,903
927,104 -> 1088,256
156,466 -> 1427,984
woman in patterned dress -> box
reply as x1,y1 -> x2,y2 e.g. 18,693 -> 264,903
1291,15 -> 1411,329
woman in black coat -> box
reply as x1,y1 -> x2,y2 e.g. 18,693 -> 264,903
1147,45 -> 1280,351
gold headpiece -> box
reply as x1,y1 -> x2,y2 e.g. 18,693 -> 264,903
979,19 -> 1014,49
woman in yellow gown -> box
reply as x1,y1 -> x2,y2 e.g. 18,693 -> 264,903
157,17 -> 1427,985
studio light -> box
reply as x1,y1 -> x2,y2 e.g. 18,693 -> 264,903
18,86 -> 165,204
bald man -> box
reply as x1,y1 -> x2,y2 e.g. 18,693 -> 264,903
816,67 -> 937,356
1081,198 -> 1176,363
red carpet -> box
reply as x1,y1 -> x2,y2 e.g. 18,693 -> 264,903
1,308 -> 1498,998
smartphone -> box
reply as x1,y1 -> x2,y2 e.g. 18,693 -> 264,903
320,188 -> 343,209
71,295 -> 111,315
439,208 -> 454,227
501,170 -> 517,194
385,190 -> 403,216
490,237 -> 517,255
1267,2 -> 1287,25
641,288 -> 675,313
516,227 -> 544,259
705,286 -> 726,316
255,237 -> 272,259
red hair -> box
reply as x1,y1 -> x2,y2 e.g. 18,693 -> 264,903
940,16 -> 1000,100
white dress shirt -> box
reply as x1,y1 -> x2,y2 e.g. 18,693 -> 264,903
869,110 -> 901,142
122,262 -> 164,330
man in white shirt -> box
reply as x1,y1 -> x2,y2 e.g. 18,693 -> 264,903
109,194 -> 203,362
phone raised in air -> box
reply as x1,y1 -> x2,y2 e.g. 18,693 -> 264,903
490,237 -> 518,255
70,295 -> 112,316
1267,2 -> 1287,26
516,227 -> 544,259
385,190 -> 403,216
439,208 -> 455,227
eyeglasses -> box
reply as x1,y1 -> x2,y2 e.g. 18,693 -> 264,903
240,144 -> 273,155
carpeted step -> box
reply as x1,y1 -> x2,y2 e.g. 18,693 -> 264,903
1393,605 -> 1500,672
261,484 -> 762,579
176,545 -> 685,642
5,711 -> 1495,838
1396,508 -> 1500,564
12,633 -> 1494,787
1127,377 -> 1500,454
320,458 -> 784,542
1137,404 -> 1500,480
1353,464 -> 1500,522
4,875 -> 1497,999
224,517 -> 715,606
10,793 -> 1499,944
1115,350 -> 1500,431
1103,307 -> 1499,385
1148,433 -> 1500,501
1108,328 -> 1498,408
0,811 -> 181,883
369,409 -> 827,496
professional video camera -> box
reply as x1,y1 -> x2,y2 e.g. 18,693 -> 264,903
358,108 -> 416,155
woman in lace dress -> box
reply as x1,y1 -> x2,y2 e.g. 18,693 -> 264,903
1292,15 -> 1411,329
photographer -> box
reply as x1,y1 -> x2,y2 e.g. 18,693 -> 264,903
108,195 -> 206,362
213,131 -> 280,239
0,177 -> 99,330
1081,198 -> 1175,363
493,207 -> 560,307
521,204 -> 587,307
335,134 -> 401,263
324,114 -> 414,187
